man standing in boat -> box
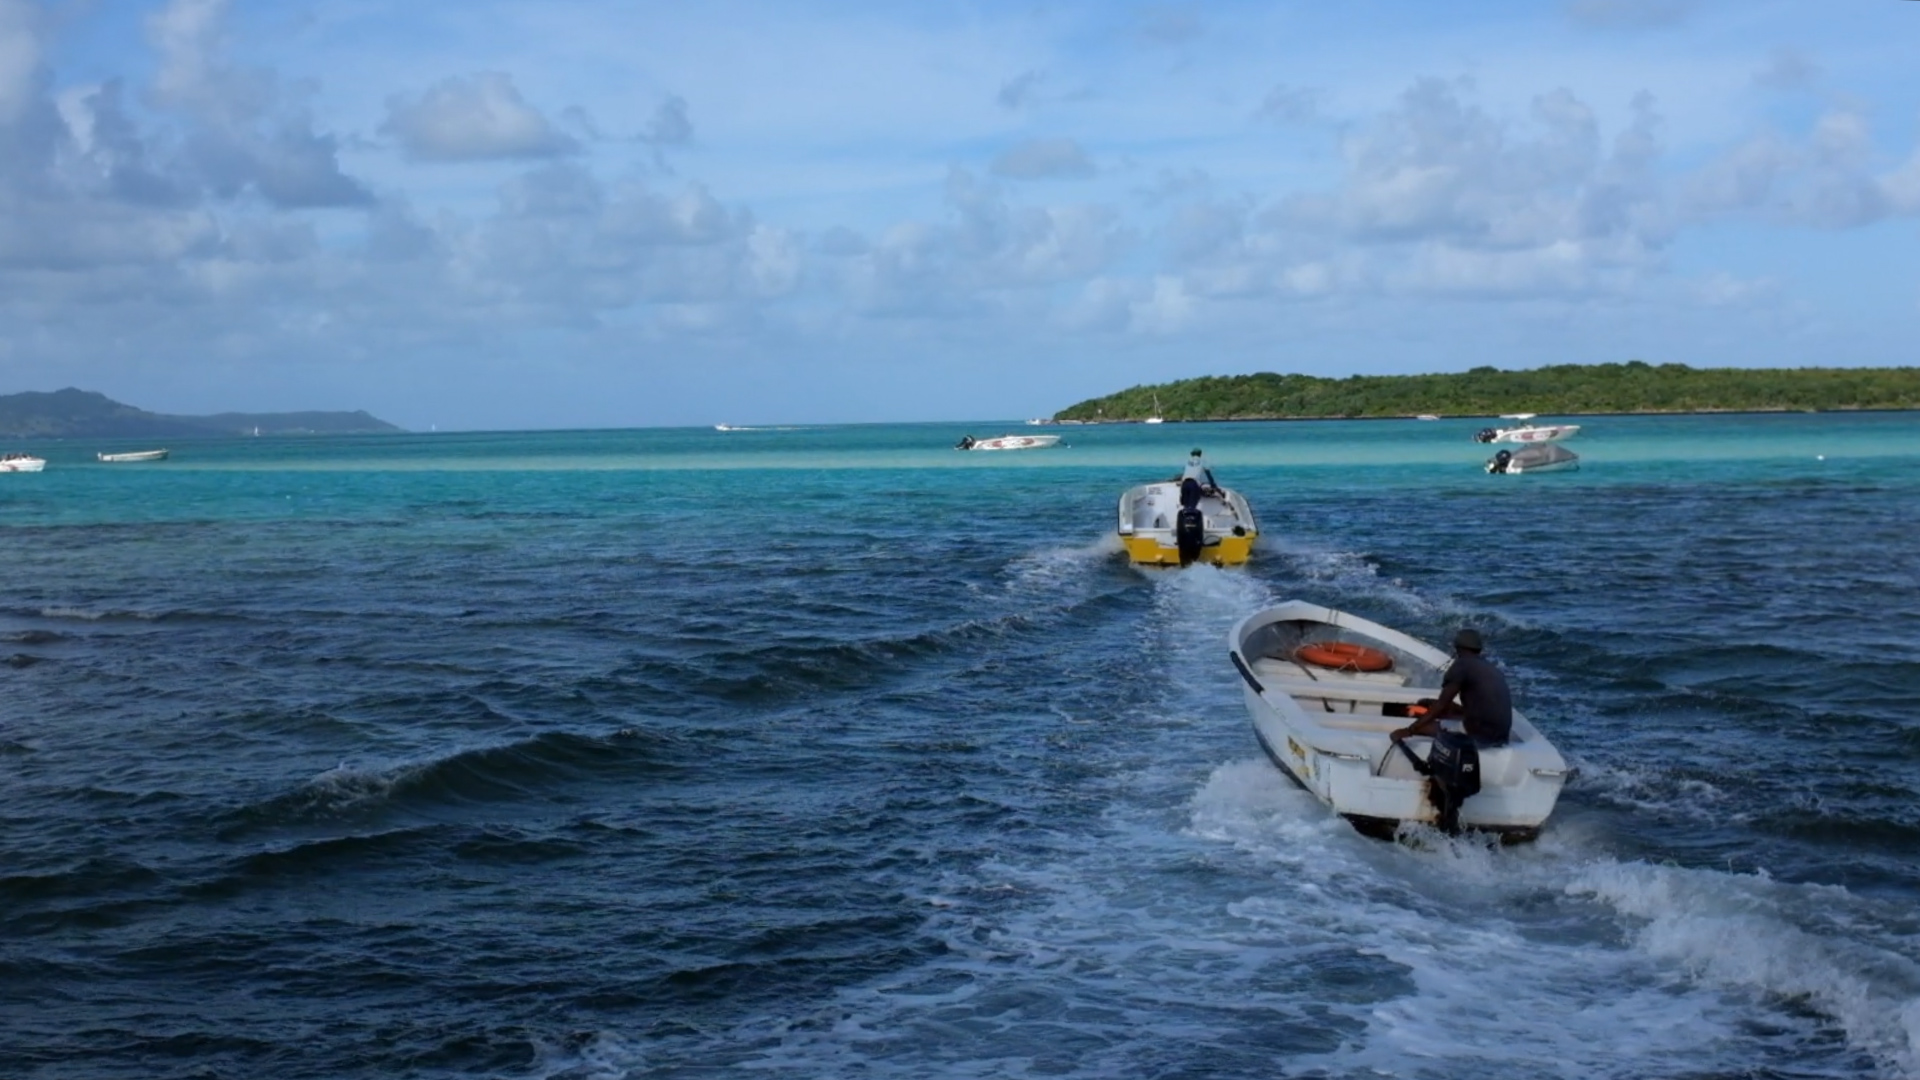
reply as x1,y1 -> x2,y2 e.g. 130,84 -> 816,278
1392,628 -> 1512,748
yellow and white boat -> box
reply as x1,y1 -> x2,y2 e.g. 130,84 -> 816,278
1116,450 -> 1258,567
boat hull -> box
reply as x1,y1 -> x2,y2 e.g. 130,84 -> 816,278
1229,601 -> 1568,839
1487,444 -> 1579,474
0,455 -> 46,472
1117,481 -> 1258,567
97,449 -> 169,463
962,434 -> 1061,451
1121,531 -> 1256,567
1490,424 -> 1579,443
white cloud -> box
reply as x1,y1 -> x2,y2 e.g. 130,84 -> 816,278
383,72 -> 579,162
1254,83 -> 1320,125
1131,275 -> 1194,333
141,0 -> 368,208
147,0 -> 229,113
643,94 -> 693,146
1691,271 -> 1779,307
997,69 -> 1045,111
991,137 -> 1095,180
1753,48 -> 1819,91
0,0 -> 41,124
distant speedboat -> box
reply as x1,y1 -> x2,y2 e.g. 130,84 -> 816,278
955,433 -> 1061,451
1473,414 -> 1580,443
714,424 -> 737,431
1416,414 -> 1440,421
1487,444 -> 1579,474
1116,449 -> 1257,567
1228,600 -> 1569,840
97,449 -> 169,463
0,452 -> 46,472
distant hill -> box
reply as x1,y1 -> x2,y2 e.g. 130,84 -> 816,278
1056,362 -> 1920,422
0,388 -> 404,438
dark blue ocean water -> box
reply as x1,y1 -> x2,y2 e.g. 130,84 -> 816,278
3,414 -> 1917,1079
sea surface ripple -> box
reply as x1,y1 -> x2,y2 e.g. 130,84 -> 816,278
2,414 -> 1917,1079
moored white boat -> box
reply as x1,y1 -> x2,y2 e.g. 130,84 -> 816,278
1227,600 -> 1569,840
1487,443 -> 1578,474
955,433 -> 1061,451
1,452 -> 46,472
1117,449 -> 1257,567
96,449 -> 169,463
1474,414 -> 1580,443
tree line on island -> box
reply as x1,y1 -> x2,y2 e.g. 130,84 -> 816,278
1055,362 -> 1920,422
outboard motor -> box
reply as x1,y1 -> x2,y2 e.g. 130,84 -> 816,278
1175,507 -> 1205,566
1392,728 -> 1482,834
1175,477 -> 1206,565
1474,427 -> 1498,443
955,435 -> 974,450
1489,449 -> 1513,474
1424,731 -> 1482,834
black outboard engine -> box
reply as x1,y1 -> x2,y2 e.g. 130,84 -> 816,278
1424,731 -> 1482,834
1474,427 -> 1498,443
1489,449 -> 1512,474
1175,507 -> 1205,566
1392,728 -> 1482,834
955,435 -> 974,450
1175,477 -> 1206,565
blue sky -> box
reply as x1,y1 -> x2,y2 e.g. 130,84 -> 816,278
0,0 -> 1916,430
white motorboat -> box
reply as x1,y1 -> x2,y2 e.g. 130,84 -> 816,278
1487,444 -> 1578,474
97,449 -> 169,463
1227,601 -> 1569,841
1473,414 -> 1580,443
1117,449 -> 1257,567
1,452 -> 47,472
955,433 -> 1061,451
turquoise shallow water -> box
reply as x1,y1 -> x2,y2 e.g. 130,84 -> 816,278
3,413 -> 1918,1079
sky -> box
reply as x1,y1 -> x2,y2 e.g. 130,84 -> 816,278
0,0 -> 1916,431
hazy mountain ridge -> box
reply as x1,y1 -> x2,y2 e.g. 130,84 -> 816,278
0,389 -> 403,438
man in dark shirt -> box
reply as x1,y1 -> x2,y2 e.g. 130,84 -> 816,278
1391,628 -> 1513,747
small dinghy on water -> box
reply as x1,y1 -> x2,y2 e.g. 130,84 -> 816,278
97,449 -> 169,463
1116,449 -> 1257,567
1227,601 -> 1569,841
1487,443 -> 1579,474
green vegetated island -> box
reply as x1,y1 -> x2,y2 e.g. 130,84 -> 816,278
0,388 -> 402,439
1055,362 -> 1920,422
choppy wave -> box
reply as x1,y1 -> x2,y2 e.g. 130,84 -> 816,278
219,727 -> 682,834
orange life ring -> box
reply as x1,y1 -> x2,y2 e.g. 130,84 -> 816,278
1294,641 -> 1393,672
